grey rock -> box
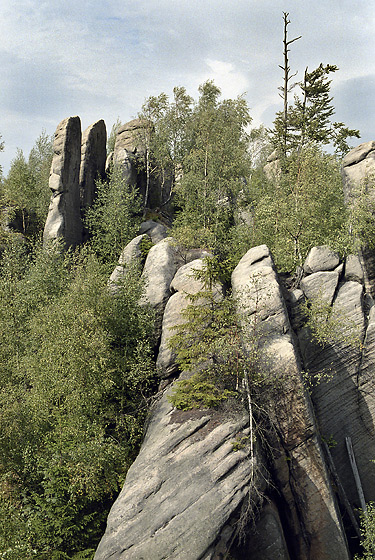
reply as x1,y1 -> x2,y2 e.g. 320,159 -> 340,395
345,254 -> 364,284
238,502 -> 290,560
79,119 -> 106,210
341,143 -> 375,295
303,246 -> 340,274
139,219 -> 168,243
105,151 -> 113,173
94,389 -> 264,560
232,245 -> 349,560
285,288 -> 305,330
298,278 -> 375,508
115,118 -> 148,156
112,146 -> 137,184
43,116 -> 82,248
141,237 -> 178,336
157,259 -> 222,378
342,141 -> 375,167
300,270 -> 339,305
108,234 -> 149,292
170,259 -> 207,294
156,292 -> 189,378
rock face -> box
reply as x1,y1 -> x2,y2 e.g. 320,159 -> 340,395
342,141 -> 375,294
94,393 -> 263,560
297,250 -> 375,512
95,254 -> 267,560
108,233 -> 149,292
43,116 -> 82,248
141,237 -> 179,338
232,245 -> 349,560
156,259 -> 221,379
95,243 -> 352,560
113,119 -> 173,209
79,119 -> 107,210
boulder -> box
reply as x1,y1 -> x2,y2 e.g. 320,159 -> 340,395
43,116 -> 82,248
345,254 -> 365,284
79,119 -> 107,210
232,245 -> 349,560
300,270 -> 340,305
170,259 -> 207,294
114,118 -> 148,156
157,259 -> 221,378
141,237 -> 178,337
342,142 -> 375,294
156,292 -> 189,378
342,141 -> 375,168
139,219 -> 168,243
113,120 -> 173,209
303,246 -> 340,274
108,234 -> 149,292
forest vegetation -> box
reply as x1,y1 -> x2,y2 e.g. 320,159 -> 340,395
0,13 -> 374,559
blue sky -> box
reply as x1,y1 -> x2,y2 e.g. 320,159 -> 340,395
1,0 -> 374,173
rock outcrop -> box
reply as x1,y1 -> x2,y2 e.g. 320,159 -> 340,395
79,119 -> 107,210
95,254 -> 267,560
297,247 -> 375,513
232,245 -> 349,560
342,142 -> 375,295
43,116 -> 82,248
113,119 -> 173,209
95,244 -> 351,560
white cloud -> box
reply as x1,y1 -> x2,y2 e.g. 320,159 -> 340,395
203,59 -> 249,99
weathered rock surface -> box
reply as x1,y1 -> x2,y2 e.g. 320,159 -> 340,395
300,270 -> 340,304
345,254 -> 365,284
156,259 -> 222,379
236,502 -> 290,560
156,259 -> 207,378
79,119 -> 106,210
141,237 -> 178,337
139,219 -> 168,243
108,234 -> 149,292
298,257 -> 375,509
342,141 -> 375,295
303,246 -> 340,274
94,388 -> 265,560
43,116 -> 82,248
232,245 -> 349,560
115,118 -> 148,156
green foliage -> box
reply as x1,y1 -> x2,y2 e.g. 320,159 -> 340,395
139,235 -> 153,259
271,14 -> 359,157
0,242 -> 156,558
2,132 -> 53,236
346,173 -> 375,251
137,87 -> 193,206
300,293 -> 362,350
85,164 -> 141,266
167,288 -> 242,408
168,371 -> 234,410
355,503 -> 375,559
231,435 -> 251,451
107,118 -> 122,154
249,146 -> 348,271
173,81 -> 252,255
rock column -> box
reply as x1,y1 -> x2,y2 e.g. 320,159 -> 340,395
43,116 -> 82,248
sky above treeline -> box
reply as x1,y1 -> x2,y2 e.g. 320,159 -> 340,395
1,0 -> 374,174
